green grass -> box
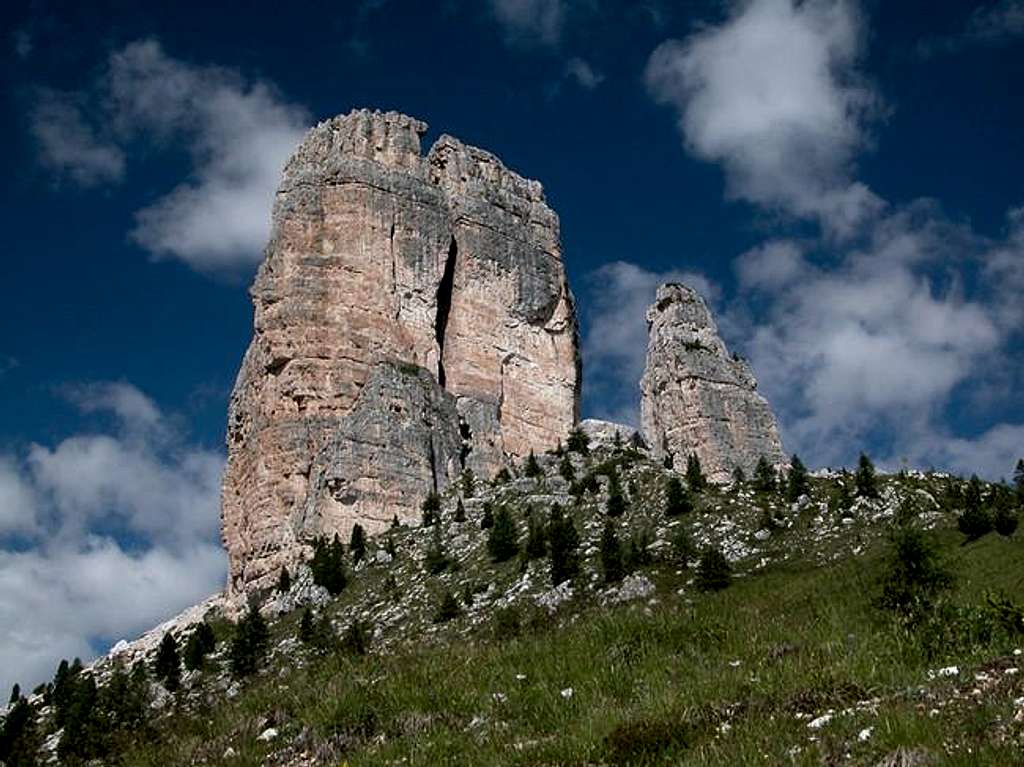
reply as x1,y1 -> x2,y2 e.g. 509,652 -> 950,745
118,520 -> 1024,766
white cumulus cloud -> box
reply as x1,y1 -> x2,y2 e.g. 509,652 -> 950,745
0,382 -> 225,695
28,39 -> 310,273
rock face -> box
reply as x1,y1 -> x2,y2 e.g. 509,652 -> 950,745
223,110 -> 580,594
640,283 -> 784,482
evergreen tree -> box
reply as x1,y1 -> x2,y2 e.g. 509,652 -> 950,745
487,506 -> 520,563
600,519 -> 625,584
685,453 -> 706,492
230,603 -> 269,678
671,527 -> 697,567
629,431 -> 646,452
786,454 -> 810,502
453,498 -> 466,523
183,631 -> 206,672
350,523 -> 367,564
154,632 -> 181,691
855,453 -> 878,498
342,621 -> 371,655
994,506 -> 1019,537
0,695 -> 38,767
696,547 -> 732,592
277,565 -> 291,593
754,457 -> 776,494
1015,459 -> 1024,505
424,526 -> 451,574
958,475 -> 993,541
875,527 -> 953,618
625,527 -> 654,570
421,491 -> 441,526
391,514 -> 401,529
567,426 -> 590,456
663,454 -> 674,470
310,534 -> 347,595
57,675 -> 102,762
493,467 -> 512,485
547,503 -> 580,585
524,450 -> 543,478
195,622 -> 216,654
559,453 -> 576,482
461,468 -> 476,498
480,501 -> 495,530
732,466 -> 746,485
524,510 -> 547,559
606,469 -> 627,517
434,591 -> 461,623
298,607 -> 316,645
8,683 -> 19,705
664,476 -> 693,517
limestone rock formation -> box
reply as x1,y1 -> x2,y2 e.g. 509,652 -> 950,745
223,109 -> 580,594
640,283 -> 784,482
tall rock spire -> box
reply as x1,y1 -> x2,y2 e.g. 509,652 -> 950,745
222,109 -> 580,594
640,282 -> 785,482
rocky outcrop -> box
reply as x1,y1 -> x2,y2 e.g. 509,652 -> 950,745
640,283 -> 784,482
222,110 -> 580,594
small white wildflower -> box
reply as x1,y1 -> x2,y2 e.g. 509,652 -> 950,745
492,692 -> 507,704
728,660 -> 742,668
807,713 -> 832,729
858,727 -> 873,742
256,727 -> 278,742
560,687 -> 574,699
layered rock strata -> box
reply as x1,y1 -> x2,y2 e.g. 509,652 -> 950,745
223,110 -> 580,593
640,283 -> 785,483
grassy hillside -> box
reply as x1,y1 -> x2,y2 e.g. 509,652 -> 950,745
5,441 -> 1024,766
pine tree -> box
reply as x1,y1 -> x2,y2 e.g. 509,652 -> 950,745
8,683 -> 19,705
696,547 -> 732,592
625,527 -> 654,570
786,454 -> 810,502
342,621 -> 370,655
299,607 -> 316,644
310,534 -> 347,595
958,475 -> 993,541
732,466 -> 746,485
391,514 -> 401,529
559,453 -> 576,482
994,505 -> 1019,537
664,476 -> 693,517
350,523 -> 367,564
606,469 -> 627,517
230,604 -> 269,678
524,450 -> 542,478
547,503 -> 580,585
196,622 -> 216,653
754,457 -> 776,494
424,526 -> 450,574
454,497 -> 467,522
525,510 -> 547,559
855,453 -> 878,498
480,501 -> 495,530
487,506 -> 520,563
277,566 -> 291,593
567,426 -> 590,456
421,491 -> 441,526
0,694 -> 38,767
493,467 -> 512,484
154,632 -> 180,692
183,631 -> 206,672
600,519 -> 625,584
629,431 -> 646,452
685,453 -> 706,492
461,469 -> 476,498
57,674 -> 101,762
1015,459 -> 1024,505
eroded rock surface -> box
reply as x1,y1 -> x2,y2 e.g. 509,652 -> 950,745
223,109 -> 580,593
640,283 -> 785,482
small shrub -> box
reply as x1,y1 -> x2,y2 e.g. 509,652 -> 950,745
625,527 -> 654,570
696,547 -> 731,592
342,621 -> 371,655
605,716 -> 687,764
492,605 -> 522,639
461,469 -> 475,498
424,527 -> 451,574
434,591 -> 461,623
671,528 -> 697,567
995,506 -> 1019,536
454,498 -> 466,523
875,527 -> 953,620
559,453 -> 576,482
732,466 -> 746,485
480,501 -> 495,530
277,566 -> 291,593
958,476 -> 993,541
493,467 -> 512,485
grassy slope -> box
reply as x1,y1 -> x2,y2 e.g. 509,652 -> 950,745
115,455 -> 1024,766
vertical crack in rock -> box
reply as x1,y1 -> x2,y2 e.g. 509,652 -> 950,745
389,217 -> 398,319
434,236 -> 457,388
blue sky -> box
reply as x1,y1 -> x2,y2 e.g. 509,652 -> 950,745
1,0 -> 1022,692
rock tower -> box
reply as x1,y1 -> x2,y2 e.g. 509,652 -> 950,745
641,283 -> 785,482
222,110 -> 581,594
